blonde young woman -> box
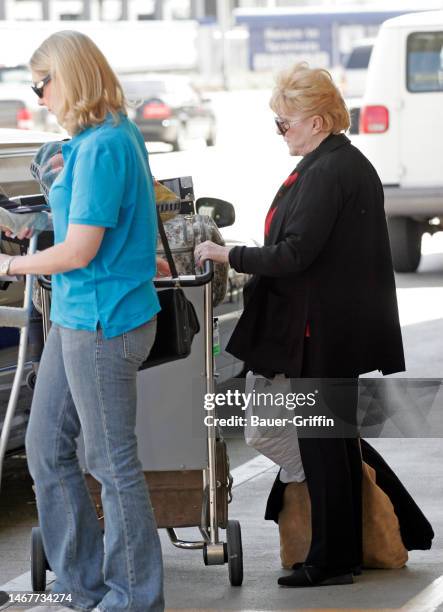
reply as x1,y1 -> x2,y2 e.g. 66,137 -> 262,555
194,63 -> 408,587
0,31 -> 164,611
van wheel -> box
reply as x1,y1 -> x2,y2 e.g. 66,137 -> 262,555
387,217 -> 422,273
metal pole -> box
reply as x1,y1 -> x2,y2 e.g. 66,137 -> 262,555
0,235 -> 38,493
204,279 -> 219,544
40,286 -> 51,342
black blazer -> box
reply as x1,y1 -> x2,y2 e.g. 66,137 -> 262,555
226,133 -> 405,378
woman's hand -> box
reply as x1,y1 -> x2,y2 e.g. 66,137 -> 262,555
156,257 -> 171,277
0,225 -> 34,240
194,241 -> 231,266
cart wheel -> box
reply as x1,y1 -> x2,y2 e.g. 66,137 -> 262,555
31,527 -> 47,592
226,520 -> 243,586
202,543 -> 209,566
26,370 -> 37,390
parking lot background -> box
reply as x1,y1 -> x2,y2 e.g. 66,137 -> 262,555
1,88 -> 443,609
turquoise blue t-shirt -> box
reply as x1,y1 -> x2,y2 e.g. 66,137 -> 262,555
48,112 -> 160,338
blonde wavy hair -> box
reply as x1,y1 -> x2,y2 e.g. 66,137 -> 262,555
270,62 -> 350,134
30,30 -> 126,135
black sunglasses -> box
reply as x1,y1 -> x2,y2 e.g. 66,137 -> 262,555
31,74 -> 51,98
274,116 -> 306,136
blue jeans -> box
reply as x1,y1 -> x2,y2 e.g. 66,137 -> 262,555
25,319 -> 164,612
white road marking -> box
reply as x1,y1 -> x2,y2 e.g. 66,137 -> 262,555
0,571 -> 33,593
230,454 -> 275,488
402,574 -> 443,611
397,288 -> 443,326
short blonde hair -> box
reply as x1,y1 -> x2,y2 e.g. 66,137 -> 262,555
270,62 -> 350,134
30,30 -> 126,135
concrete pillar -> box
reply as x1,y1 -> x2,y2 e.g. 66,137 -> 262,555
205,0 -> 216,18
191,0 -> 205,19
120,0 -> 129,20
41,0 -> 51,20
97,0 -> 104,20
153,0 -> 163,19
82,0 -> 91,19
217,0 -> 233,89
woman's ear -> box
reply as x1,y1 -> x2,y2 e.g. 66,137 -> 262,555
312,115 -> 324,134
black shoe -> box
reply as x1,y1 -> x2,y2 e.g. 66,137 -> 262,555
291,562 -> 362,576
279,565 -> 354,587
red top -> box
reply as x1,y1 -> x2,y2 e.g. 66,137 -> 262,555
264,206 -> 278,238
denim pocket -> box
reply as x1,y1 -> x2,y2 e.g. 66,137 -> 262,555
122,317 -> 157,364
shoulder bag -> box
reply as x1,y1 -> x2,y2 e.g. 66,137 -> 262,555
142,209 -> 200,368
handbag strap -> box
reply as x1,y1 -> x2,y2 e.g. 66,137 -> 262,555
156,207 -> 179,281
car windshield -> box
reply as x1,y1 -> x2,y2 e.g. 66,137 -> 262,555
345,45 -> 373,70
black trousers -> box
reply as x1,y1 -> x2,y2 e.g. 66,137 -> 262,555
296,435 -> 362,569
265,340 -> 363,570
298,373 -> 362,570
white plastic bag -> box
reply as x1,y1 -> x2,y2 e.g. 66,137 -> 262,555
243,371 -> 305,483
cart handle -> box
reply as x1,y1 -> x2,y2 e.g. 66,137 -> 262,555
37,260 -> 214,292
0,234 -> 38,328
154,260 -> 213,288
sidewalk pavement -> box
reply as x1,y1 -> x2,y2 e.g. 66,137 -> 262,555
0,438 -> 442,611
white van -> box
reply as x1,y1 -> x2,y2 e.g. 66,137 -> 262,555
350,11 -> 443,272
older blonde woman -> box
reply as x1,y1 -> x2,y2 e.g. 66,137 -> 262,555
0,31 -> 164,610
195,63 -> 406,587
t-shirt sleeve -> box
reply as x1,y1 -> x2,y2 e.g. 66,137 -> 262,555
68,140 -> 126,228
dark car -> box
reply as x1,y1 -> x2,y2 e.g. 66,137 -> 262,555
121,74 -> 216,150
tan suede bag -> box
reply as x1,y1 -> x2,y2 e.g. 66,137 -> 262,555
279,461 -> 408,569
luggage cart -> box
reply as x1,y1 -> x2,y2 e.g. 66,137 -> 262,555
0,219 -> 243,590
30,262 -> 244,590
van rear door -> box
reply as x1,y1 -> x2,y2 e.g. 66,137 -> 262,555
400,29 -> 443,187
